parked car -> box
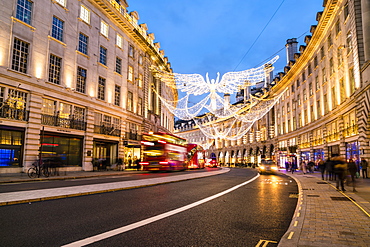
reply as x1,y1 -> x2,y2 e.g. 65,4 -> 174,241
205,159 -> 218,168
258,159 -> 279,174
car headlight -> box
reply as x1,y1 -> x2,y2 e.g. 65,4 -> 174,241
259,165 -> 265,170
271,166 -> 278,170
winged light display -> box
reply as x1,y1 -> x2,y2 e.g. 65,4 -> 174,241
153,55 -> 284,140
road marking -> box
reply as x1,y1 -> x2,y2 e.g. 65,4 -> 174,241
287,231 -> 294,239
62,173 -> 260,247
293,220 -> 298,227
256,239 -> 278,247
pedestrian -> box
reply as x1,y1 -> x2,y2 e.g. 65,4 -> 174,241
332,156 -> 347,192
318,159 -> 326,180
347,158 -> 358,192
307,160 -> 315,173
325,158 -> 333,180
135,156 -> 141,171
361,159 -> 368,178
301,160 -> 307,174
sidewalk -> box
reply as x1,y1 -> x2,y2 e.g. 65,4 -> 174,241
279,169 -> 370,247
1,168 -> 370,246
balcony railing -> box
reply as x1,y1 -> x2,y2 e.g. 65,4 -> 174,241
125,131 -> 141,141
0,106 -> 29,121
42,114 -> 86,131
94,123 -> 120,137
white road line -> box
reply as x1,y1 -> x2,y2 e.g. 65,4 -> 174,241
62,173 -> 260,247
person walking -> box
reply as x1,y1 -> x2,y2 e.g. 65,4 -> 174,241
333,156 -> 347,192
307,160 -> 315,173
325,158 -> 333,180
347,158 -> 358,192
361,159 -> 368,178
301,160 -> 307,174
318,159 -> 326,180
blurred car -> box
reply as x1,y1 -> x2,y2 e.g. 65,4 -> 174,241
205,159 -> 218,168
258,159 -> 279,174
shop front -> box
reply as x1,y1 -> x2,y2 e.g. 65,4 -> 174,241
0,126 -> 24,171
123,144 -> 141,169
328,145 -> 340,158
346,141 -> 360,163
314,148 -> 324,161
93,139 -> 118,170
41,132 -> 83,169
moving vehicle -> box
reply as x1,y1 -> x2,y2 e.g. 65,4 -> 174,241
205,158 -> 218,168
140,132 -> 187,171
186,144 -> 205,169
258,159 -> 279,174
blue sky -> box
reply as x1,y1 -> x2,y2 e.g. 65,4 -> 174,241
128,0 -> 324,103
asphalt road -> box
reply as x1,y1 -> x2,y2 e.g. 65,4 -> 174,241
0,168 -> 298,247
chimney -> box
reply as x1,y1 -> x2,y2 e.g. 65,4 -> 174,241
286,38 -> 298,64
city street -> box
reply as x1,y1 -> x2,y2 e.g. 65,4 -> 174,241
0,168 -> 297,247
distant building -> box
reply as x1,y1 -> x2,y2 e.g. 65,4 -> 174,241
0,0 -> 175,172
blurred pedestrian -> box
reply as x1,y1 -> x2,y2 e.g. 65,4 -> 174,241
301,160 -> 307,174
361,159 -> 368,178
347,158 -> 358,192
325,158 -> 333,181
307,160 -> 315,173
333,156 -> 347,192
318,159 -> 326,180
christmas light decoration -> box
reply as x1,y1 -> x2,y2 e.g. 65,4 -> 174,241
152,56 -> 284,141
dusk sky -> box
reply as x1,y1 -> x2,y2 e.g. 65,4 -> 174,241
127,0 -> 324,103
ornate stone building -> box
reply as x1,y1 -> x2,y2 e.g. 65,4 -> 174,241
0,0 -> 175,172
175,0 -> 370,168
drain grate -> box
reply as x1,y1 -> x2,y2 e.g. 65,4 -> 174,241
317,182 -> 327,184
331,197 -> 354,201
302,188 -> 315,190
307,194 -> 320,197
339,231 -> 355,235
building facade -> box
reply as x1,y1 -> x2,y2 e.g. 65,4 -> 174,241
175,0 -> 370,168
0,0 -> 176,173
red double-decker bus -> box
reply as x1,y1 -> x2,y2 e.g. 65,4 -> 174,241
140,132 -> 187,171
186,143 -> 205,169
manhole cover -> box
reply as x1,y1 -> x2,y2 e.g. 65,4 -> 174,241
307,194 -> 320,197
331,197 -> 353,201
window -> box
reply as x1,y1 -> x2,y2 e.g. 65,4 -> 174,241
12,38 -> 29,73
337,48 -> 343,66
339,78 -> 346,103
99,46 -> 107,65
138,73 -> 143,87
128,65 -> 133,82
129,45 -> 134,57
114,85 -> 120,106
100,21 -> 108,37
116,33 -> 122,48
296,79 -> 300,88
324,94 -> 328,114
330,57 -> 334,75
48,54 -> 62,84
16,0 -> 32,25
314,56 -> 318,67
78,33 -> 88,55
76,67 -> 86,93
115,57 -> 122,74
52,16 -> 64,41
297,94 -> 301,106
320,46 -> 325,59
311,105 -> 315,121
55,0 -> 66,7
309,83 -> 313,96
127,91 -> 133,111
327,34 -> 332,48
322,68 -> 327,83
138,97 -> 142,115
349,67 -> 355,94
308,64 -> 312,75
346,32 -> 352,54
335,20 -> 341,36
138,55 -> 143,65
315,76 -> 320,90
303,89 -> 307,101
42,98 -> 56,115
316,100 -> 321,118
98,77 -> 105,100
331,87 -> 337,108
80,5 -> 90,24
344,2 -> 349,19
